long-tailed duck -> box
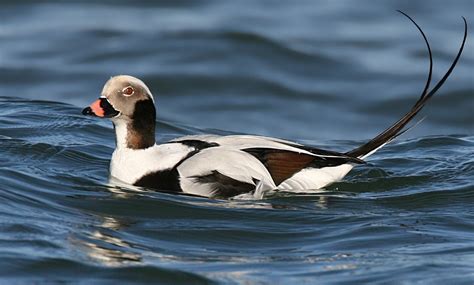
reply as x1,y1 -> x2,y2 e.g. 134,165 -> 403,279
82,15 -> 467,199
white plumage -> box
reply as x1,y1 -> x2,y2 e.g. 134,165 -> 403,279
109,133 -> 358,197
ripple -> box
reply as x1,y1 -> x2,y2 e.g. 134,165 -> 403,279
0,257 -> 214,284
169,29 -> 340,65
0,119 -> 472,283
1,1 -> 473,282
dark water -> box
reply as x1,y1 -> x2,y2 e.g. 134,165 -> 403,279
1,1 -> 473,284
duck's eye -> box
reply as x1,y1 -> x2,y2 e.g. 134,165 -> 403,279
122,86 -> 134,96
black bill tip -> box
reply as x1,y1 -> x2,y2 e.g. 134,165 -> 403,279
82,106 -> 95,116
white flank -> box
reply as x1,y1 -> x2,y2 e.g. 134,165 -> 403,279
278,164 -> 354,190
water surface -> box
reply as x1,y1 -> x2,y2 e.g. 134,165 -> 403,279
0,1 -> 473,284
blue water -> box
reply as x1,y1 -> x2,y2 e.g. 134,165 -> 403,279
1,1 -> 473,284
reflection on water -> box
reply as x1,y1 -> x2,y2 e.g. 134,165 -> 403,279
73,215 -> 142,267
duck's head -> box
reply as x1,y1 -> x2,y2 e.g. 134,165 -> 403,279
82,75 -> 154,119
82,75 -> 157,149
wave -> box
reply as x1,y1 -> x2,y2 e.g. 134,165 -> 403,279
0,95 -> 473,283
0,257 -> 213,284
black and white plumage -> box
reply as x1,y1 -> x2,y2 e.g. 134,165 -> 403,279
82,14 -> 467,199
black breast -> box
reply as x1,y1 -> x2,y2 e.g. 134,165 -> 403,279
134,168 -> 181,192
133,140 -> 219,193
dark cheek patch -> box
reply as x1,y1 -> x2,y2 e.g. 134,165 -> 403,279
126,99 -> 156,149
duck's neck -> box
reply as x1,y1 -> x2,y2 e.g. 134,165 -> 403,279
113,100 -> 156,150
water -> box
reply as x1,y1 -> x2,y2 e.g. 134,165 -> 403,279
1,1 -> 473,284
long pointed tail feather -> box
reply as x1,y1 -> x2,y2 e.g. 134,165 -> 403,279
347,14 -> 468,159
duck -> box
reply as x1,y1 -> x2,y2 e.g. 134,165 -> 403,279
82,15 -> 467,199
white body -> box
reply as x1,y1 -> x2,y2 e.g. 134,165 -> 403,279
110,132 -> 356,198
